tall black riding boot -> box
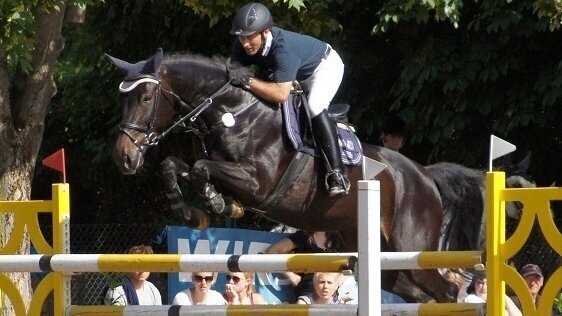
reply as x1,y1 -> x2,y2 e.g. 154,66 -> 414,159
311,110 -> 350,197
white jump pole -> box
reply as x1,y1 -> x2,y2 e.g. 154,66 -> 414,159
358,180 -> 380,316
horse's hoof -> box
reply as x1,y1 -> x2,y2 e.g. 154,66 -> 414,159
183,206 -> 210,230
227,203 -> 244,219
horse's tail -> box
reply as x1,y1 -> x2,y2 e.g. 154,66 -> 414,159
425,162 -> 485,251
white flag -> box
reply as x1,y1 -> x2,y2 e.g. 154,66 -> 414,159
489,135 -> 516,171
362,156 -> 387,180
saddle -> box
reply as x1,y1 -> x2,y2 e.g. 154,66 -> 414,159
257,85 -> 363,210
282,90 -> 363,166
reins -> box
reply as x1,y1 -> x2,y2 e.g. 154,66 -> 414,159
156,81 -> 231,142
119,79 -> 231,149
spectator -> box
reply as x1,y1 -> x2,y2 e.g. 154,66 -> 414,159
265,231 -> 344,300
510,263 -> 544,311
296,272 -> 343,304
223,272 -> 267,305
380,115 -> 406,152
173,272 -> 226,305
104,245 -> 162,305
464,271 -> 521,316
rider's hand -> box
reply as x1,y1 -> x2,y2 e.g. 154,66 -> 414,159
227,59 -> 253,90
228,68 -> 253,90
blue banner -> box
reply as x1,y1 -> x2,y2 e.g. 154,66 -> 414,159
167,226 -> 294,304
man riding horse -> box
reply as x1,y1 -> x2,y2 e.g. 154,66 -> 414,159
227,2 -> 350,197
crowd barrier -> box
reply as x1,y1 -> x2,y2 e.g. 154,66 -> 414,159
0,173 -> 560,315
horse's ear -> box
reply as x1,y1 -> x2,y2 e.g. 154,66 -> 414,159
516,151 -> 532,173
105,53 -> 133,76
502,154 -> 514,171
105,48 -> 164,80
153,47 -> 163,73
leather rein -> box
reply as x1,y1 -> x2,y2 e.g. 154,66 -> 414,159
118,77 -> 231,151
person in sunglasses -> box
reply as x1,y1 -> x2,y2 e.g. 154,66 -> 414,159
223,272 -> 267,305
173,272 -> 227,305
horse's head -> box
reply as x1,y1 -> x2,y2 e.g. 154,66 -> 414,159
107,48 -> 177,174
503,151 -> 536,219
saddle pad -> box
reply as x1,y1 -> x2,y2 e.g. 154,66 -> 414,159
282,95 -> 363,166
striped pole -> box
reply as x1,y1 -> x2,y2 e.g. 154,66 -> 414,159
0,251 -> 482,273
0,254 -> 355,273
65,303 -> 486,316
66,304 -> 358,316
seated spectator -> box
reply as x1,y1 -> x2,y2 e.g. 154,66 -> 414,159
510,263 -> 544,311
265,231 -> 343,300
380,115 -> 406,152
223,272 -> 267,305
104,245 -> 162,305
296,272 -> 344,304
173,272 -> 226,305
464,271 -> 521,316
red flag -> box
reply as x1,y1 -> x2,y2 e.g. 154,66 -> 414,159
42,148 -> 66,183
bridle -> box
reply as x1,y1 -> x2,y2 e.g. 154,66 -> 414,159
118,76 -> 231,152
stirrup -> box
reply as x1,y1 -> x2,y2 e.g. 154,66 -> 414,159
325,171 -> 351,197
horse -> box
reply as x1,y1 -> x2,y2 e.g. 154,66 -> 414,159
107,48 -> 486,303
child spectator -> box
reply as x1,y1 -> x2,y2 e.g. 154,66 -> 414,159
104,245 -> 162,305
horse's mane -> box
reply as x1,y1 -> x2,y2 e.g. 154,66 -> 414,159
163,52 -> 227,73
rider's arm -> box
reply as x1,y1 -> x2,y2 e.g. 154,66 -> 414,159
264,237 -> 296,254
247,78 -> 292,104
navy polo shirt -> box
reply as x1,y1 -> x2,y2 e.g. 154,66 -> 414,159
231,27 -> 327,82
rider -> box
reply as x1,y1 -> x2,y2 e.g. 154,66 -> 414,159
227,2 -> 350,197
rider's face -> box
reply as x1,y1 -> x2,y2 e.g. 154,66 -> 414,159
238,31 -> 265,56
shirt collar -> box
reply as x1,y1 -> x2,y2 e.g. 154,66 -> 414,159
262,31 -> 273,56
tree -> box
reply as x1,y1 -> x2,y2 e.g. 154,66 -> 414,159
0,0 -> 91,313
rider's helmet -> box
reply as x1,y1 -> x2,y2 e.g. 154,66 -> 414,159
230,3 -> 273,36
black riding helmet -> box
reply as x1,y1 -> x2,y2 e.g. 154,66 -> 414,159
230,2 -> 273,36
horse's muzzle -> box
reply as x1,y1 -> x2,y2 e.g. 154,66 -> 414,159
113,136 -> 144,174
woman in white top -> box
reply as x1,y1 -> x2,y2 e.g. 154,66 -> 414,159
297,272 -> 343,304
463,271 -> 521,316
104,245 -> 162,305
173,272 -> 226,305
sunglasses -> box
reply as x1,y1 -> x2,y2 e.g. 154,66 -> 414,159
225,275 -> 241,283
193,275 -> 214,283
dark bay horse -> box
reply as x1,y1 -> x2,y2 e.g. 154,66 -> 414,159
107,48 -> 486,303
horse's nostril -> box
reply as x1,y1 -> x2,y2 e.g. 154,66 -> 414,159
123,155 -> 132,170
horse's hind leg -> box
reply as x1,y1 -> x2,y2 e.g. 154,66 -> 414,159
410,269 -> 458,302
383,270 -> 435,303
161,156 -> 210,229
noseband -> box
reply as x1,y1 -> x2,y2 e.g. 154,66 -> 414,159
118,77 -> 231,151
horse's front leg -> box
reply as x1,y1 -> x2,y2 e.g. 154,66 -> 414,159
189,159 -> 260,218
160,156 -> 210,229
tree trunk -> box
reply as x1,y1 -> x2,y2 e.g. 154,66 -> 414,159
0,1 -> 67,315
0,168 -> 33,315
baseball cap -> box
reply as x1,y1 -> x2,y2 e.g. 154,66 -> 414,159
520,264 -> 543,277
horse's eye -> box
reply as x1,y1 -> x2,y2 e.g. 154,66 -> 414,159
142,95 -> 152,103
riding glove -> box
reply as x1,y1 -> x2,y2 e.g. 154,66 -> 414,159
228,68 -> 253,90
227,59 -> 253,90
